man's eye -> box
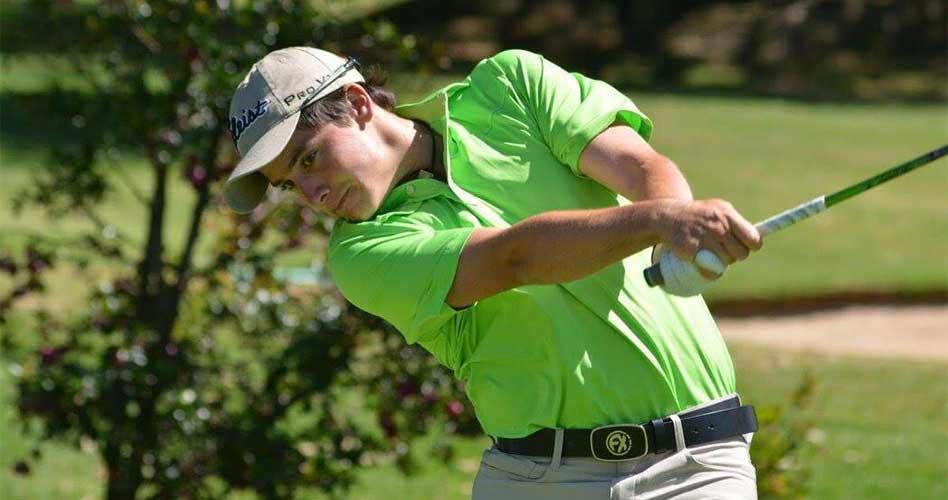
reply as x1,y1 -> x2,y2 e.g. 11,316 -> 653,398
279,181 -> 295,192
302,150 -> 318,167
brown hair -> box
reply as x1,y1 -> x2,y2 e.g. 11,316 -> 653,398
296,66 -> 396,129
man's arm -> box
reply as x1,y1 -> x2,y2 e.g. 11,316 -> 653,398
446,202 -> 659,308
445,123 -> 763,308
577,122 -> 692,202
446,52 -> 759,308
577,122 -> 762,275
445,197 -> 761,308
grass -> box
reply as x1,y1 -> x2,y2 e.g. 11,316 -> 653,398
3,343 -> 945,499
0,358 -> 103,500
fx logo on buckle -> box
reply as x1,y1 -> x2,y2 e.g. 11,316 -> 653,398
606,430 -> 632,455
590,424 -> 648,461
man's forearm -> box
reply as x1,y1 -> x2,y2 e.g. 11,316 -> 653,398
449,196 -> 758,306
505,201 -> 663,286
505,152 -> 693,287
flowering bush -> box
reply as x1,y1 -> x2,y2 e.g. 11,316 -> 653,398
1,2 -> 471,499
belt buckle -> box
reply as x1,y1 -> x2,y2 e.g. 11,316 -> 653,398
590,424 -> 649,462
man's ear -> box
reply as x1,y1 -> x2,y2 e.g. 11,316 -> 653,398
344,84 -> 373,128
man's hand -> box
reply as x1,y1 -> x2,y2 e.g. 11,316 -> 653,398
649,198 -> 763,276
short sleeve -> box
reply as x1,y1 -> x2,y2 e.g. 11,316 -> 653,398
327,214 -> 476,344
475,49 -> 653,177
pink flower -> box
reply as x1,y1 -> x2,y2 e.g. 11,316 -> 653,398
447,400 -> 464,416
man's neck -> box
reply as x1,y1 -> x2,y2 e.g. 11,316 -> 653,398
391,115 -> 446,185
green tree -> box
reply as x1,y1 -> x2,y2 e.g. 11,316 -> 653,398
1,1 -> 473,499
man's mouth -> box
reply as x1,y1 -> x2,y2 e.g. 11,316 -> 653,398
334,187 -> 350,215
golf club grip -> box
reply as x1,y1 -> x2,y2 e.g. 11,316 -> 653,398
754,195 -> 826,236
643,196 -> 827,287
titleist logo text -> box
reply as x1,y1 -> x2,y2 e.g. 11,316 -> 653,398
229,99 -> 270,144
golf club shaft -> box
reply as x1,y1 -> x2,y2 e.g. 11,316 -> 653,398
756,144 -> 946,236
644,145 -> 948,286
825,145 -> 948,207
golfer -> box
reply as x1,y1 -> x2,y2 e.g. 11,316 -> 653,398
224,47 -> 763,499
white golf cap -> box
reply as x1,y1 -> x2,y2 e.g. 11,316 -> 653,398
224,47 -> 364,213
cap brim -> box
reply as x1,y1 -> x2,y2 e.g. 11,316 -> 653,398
223,113 -> 301,213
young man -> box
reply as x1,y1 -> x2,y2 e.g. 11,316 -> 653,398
225,46 -> 762,499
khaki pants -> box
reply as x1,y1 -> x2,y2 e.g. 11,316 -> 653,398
472,399 -> 757,499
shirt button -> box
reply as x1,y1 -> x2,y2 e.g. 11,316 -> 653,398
406,185 -> 416,195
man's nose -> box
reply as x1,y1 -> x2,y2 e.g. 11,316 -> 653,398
312,188 -> 330,206
294,174 -> 330,207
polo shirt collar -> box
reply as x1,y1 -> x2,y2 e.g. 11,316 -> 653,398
394,82 -> 466,135
378,178 -> 456,213
392,82 -> 511,229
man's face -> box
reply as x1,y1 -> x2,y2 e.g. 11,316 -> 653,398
260,89 -> 389,221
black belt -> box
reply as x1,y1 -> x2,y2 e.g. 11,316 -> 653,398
493,397 -> 758,461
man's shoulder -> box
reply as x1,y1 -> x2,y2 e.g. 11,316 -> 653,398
472,49 -> 543,79
484,49 -> 541,67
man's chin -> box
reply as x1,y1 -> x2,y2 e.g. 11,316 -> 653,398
338,207 -> 374,222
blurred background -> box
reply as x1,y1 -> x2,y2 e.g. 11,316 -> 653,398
0,1 -> 945,499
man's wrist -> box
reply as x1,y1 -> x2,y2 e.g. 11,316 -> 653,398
623,200 -> 666,248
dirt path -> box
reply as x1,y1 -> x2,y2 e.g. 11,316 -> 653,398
717,304 -> 947,362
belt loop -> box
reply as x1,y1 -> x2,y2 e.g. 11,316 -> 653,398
551,428 -> 565,470
668,414 -> 686,452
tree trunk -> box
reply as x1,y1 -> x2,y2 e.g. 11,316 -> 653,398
136,158 -> 167,326
104,438 -> 144,500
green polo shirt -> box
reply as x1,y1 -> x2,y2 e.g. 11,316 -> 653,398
328,50 -> 735,438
